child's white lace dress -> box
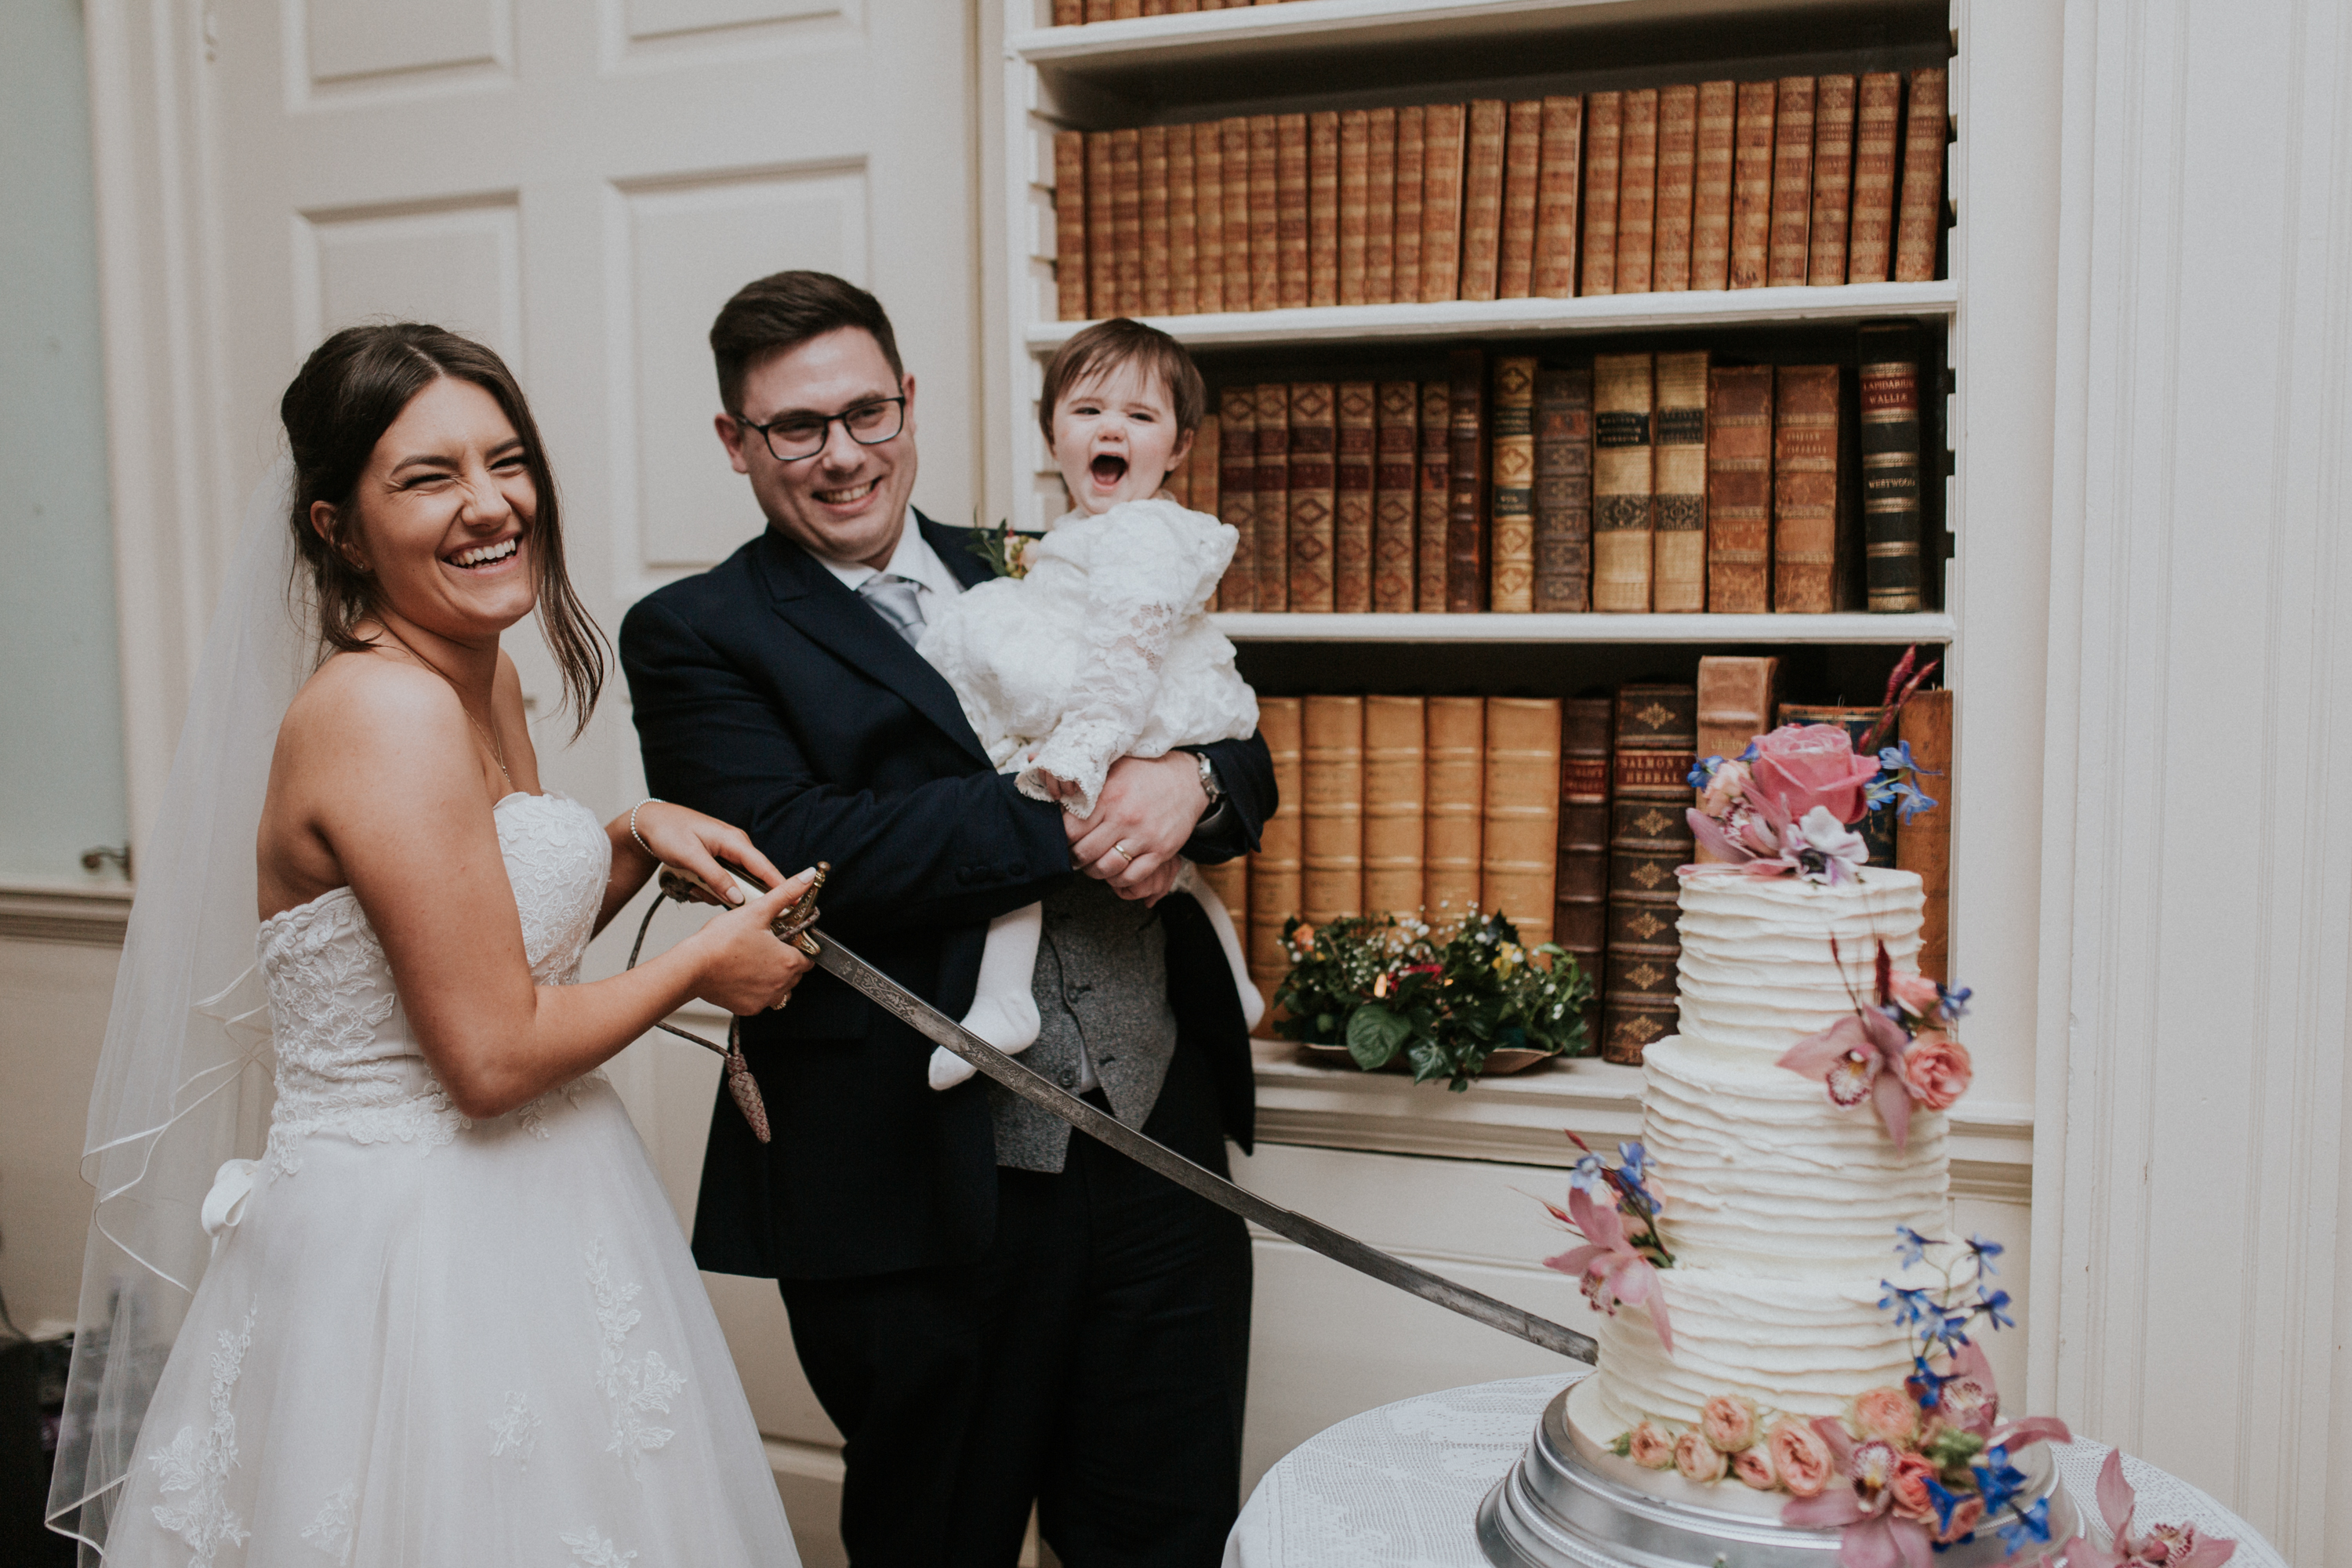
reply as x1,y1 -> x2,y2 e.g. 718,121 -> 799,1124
918,496 -> 1259,815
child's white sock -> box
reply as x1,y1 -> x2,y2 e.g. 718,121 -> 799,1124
931,902 -> 1045,1090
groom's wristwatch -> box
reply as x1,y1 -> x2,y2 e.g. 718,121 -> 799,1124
1192,751 -> 1225,823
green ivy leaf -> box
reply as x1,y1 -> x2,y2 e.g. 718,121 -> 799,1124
1346,1004 -> 1411,1069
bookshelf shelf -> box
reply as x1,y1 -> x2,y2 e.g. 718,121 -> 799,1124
1011,0 -> 1907,77
1212,610 -> 1955,644
1025,281 -> 1955,354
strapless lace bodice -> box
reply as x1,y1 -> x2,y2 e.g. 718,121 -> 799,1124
256,793 -> 611,1172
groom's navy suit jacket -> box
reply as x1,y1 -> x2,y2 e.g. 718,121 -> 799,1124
619,513 -> 1275,1282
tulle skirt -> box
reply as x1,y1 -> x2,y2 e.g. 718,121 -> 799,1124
102,1078 -> 799,1566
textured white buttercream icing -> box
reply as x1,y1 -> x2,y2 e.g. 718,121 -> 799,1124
1581,868 -> 1951,1439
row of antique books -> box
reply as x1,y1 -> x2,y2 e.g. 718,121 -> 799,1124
1159,330 -> 1933,616
1050,71 -> 1948,321
1201,661 -> 1954,1065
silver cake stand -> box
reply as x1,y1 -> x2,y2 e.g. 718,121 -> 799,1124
1478,1382 -> 2082,1568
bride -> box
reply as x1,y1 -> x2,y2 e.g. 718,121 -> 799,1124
47,324 -> 811,1566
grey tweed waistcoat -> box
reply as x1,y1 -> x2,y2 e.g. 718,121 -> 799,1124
989,876 -> 1178,1174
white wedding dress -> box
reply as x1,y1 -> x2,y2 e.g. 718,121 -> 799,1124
100,793 -> 800,1568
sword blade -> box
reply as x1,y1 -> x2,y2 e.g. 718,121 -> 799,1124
808,930 -> 1597,1364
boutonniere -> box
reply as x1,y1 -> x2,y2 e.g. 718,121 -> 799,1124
965,515 -> 1040,579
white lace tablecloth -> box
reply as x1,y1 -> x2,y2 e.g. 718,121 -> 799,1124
1223,1372 -> 2286,1568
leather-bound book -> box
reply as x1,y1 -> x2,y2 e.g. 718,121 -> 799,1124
1373,381 -> 1419,612
1195,121 -> 1227,314
1421,696 -> 1485,919
1555,695 -> 1612,1040
1579,91 -> 1622,296
1705,365 -> 1774,612
1445,347 -> 1490,612
1215,387 -> 1258,610
1111,127 -> 1144,314
1895,688 -> 1953,982
1223,118 -> 1254,310
1532,95 -> 1584,298
1308,111 -> 1341,307
1483,696 -> 1563,947
1846,73 -> 1901,283
1254,382 -> 1291,611
1277,113 -> 1312,310
1394,105 -> 1427,305
1895,67 -> 1947,283
1169,123 -> 1199,315
1166,428 -> 1192,508
1808,74 -> 1856,286
1488,355 -> 1538,612
1112,0 -> 1138,15
1362,695 -> 1426,916
1083,0 -> 1110,23
1419,103 -> 1469,302
1287,382 -> 1337,612
1188,410 -> 1220,514
1054,132 -> 1091,321
1650,350 -> 1709,612
1592,352 -> 1655,613
1338,109 -> 1370,306
1690,81 -> 1737,289
1693,655 -> 1777,862
1365,107 -> 1398,304
1086,132 -> 1118,321
1248,114 -> 1281,310
1613,87 -> 1659,294
1497,98 -> 1544,299
1533,365 -> 1593,612
1140,125 -> 1172,315
1773,365 -> 1847,613
1653,83 -> 1697,292
1416,380 -> 1450,612
1778,705 -> 1896,865
1767,77 -> 1814,288
1333,382 -> 1376,612
1301,695 -> 1366,924
1457,99 -> 1508,302
1695,654 -> 1777,760
1728,81 -> 1775,289
1054,0 -> 1082,24
1247,697 -> 1304,1025
1859,323 -> 1924,611
1602,683 -> 1697,1064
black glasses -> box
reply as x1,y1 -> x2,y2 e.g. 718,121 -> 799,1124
733,397 -> 906,462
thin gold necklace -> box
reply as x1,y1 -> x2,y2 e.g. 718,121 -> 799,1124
375,626 -> 510,783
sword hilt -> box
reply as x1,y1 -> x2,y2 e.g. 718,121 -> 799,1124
657,859 -> 829,956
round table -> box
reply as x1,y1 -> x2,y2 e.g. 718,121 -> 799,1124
1222,1371 -> 2284,1568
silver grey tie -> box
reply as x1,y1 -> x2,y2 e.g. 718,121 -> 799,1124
859,574 -> 927,646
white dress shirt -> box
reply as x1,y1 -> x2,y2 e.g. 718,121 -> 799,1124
811,509 -> 964,613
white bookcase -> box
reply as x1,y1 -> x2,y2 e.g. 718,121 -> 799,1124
985,0 -> 2059,1484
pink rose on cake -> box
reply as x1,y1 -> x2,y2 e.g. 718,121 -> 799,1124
1852,1386 -> 1920,1446
1700,1393 -> 1760,1452
1731,1443 -> 1780,1490
1748,724 -> 1884,825
1900,1033 -> 1973,1111
1767,1418 -> 1837,1498
1886,1451 -> 1943,1523
1624,1421 -> 1675,1469
1674,1428 -> 1729,1483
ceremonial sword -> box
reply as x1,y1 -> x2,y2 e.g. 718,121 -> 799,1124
642,863 -> 1599,1365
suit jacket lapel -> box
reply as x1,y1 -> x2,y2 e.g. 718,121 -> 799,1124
752,519 -> 992,765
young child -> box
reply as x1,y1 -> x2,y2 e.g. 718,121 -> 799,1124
916,318 -> 1262,1089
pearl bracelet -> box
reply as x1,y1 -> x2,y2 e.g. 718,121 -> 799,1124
629,799 -> 663,859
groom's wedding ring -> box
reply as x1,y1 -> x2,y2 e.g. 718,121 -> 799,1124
1110,840 -> 1134,864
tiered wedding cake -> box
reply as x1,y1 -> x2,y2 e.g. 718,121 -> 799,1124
1570,867 -> 1946,1444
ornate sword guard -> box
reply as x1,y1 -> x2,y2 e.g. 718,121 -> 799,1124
770,861 -> 827,954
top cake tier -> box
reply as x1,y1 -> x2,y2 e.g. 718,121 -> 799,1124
1673,869 -> 1926,1061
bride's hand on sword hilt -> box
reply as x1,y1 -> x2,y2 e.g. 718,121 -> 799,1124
658,860 -> 829,956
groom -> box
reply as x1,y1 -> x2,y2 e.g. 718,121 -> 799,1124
619,270 -> 1274,1566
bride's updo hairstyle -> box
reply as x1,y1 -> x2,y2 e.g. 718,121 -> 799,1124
281,322 -> 606,735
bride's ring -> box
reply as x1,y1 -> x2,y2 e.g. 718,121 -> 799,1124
1110,841 -> 1135,864
768,990 -> 791,1012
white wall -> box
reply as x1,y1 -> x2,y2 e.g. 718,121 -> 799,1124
0,0 -> 129,880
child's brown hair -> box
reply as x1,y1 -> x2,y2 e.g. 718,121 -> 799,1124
1036,318 -> 1207,444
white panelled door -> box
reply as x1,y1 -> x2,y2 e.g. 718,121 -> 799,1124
182,0 -> 978,1544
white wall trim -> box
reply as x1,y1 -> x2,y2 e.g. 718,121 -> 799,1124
0,879 -> 133,947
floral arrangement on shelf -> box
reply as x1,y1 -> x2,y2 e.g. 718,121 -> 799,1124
1272,909 -> 1593,1091
1684,647 -> 1942,886
964,515 -> 1039,579
1778,938 -> 1975,1151
1539,1133 -> 1674,1348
